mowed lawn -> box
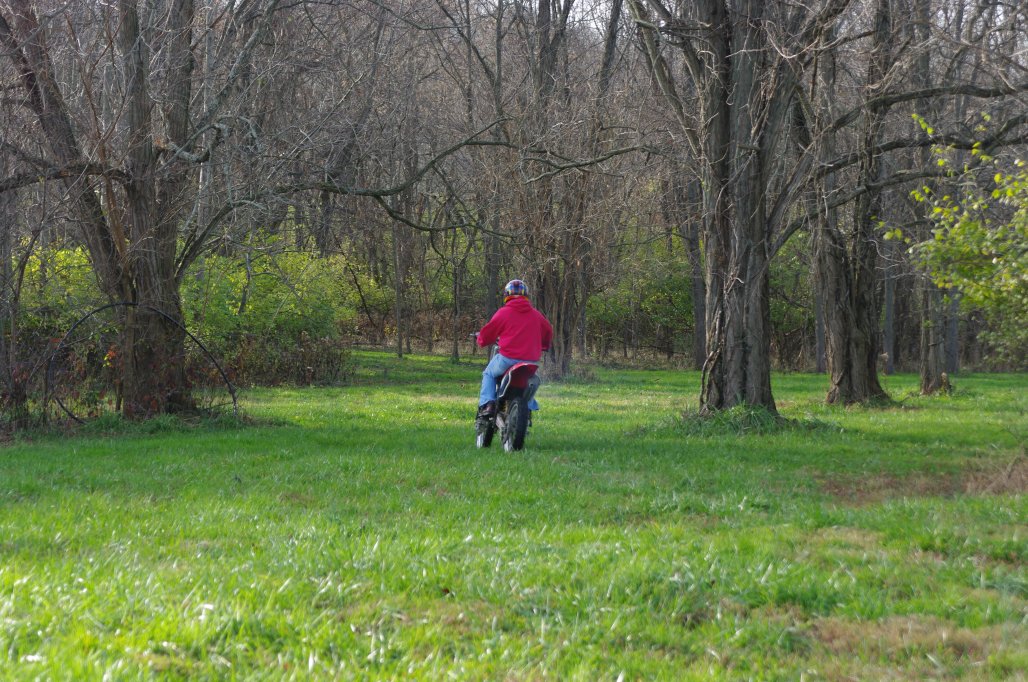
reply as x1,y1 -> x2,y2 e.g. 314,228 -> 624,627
1,352 -> 1025,680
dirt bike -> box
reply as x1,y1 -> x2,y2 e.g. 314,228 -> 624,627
474,342 -> 541,452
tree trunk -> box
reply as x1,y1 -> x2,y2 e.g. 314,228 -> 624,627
818,218 -> 886,404
522,0 -> 616,381
576,266 -> 589,359
318,191 -> 337,255
484,224 -> 501,314
0,2 -> 128,302
118,0 -> 194,416
814,283 -> 827,374
919,282 -> 947,394
121,304 -> 191,416
669,177 -> 706,370
450,228 -> 462,363
684,182 -> 706,370
698,0 -> 775,413
911,0 -> 950,394
883,240 -> 896,375
0,178 -> 26,424
392,220 -> 405,359
820,0 -> 890,405
945,292 -> 960,374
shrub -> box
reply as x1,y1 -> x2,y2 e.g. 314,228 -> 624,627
220,332 -> 353,387
183,250 -> 358,386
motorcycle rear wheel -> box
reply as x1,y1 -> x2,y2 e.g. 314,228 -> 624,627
502,398 -> 529,452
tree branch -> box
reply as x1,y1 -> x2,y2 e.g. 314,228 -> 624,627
831,82 -> 1028,131
0,163 -> 130,193
771,167 -> 959,258
185,0 -> 284,152
627,0 -> 700,158
818,113 -> 1028,177
176,120 -> 513,276
523,145 -> 646,182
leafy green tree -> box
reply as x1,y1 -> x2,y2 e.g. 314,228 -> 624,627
910,159 -> 1028,367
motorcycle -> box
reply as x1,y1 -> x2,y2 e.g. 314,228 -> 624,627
474,341 -> 541,452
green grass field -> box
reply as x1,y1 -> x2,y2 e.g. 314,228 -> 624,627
1,352 -> 1025,680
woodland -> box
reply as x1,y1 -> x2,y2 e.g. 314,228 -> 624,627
1,0 -> 1026,425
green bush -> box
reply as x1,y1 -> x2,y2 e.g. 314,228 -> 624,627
221,332 -> 353,387
183,250 -> 358,386
13,243 -> 361,392
8,247 -> 111,421
587,244 -> 697,360
18,246 -> 104,346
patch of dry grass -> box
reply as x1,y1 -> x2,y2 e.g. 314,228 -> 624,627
817,454 -> 1027,505
809,616 -> 1026,681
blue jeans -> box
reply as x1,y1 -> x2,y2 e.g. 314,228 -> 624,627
479,353 -> 540,411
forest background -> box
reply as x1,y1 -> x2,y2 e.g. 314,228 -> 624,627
1,0 -> 1026,425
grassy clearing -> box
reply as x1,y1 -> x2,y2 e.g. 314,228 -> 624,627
1,352 -> 1025,680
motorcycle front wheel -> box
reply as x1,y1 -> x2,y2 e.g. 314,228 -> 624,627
502,398 -> 529,452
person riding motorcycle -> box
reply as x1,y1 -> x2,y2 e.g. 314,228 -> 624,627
475,279 -> 553,418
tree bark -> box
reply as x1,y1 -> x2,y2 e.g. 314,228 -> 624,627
392,217 -> 405,359
521,0 -> 612,381
117,0 -> 194,415
0,3 -> 127,302
632,0 -> 830,412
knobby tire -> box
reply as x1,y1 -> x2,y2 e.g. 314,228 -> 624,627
504,398 -> 528,451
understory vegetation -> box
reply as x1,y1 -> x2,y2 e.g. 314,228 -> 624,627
1,353 -> 1024,680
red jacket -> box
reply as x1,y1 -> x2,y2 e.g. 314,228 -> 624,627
477,297 -> 553,361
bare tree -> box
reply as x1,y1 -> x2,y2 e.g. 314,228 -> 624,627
814,0 -> 891,404
631,0 -> 852,412
0,0 -> 504,414
5,0 -> 176,414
